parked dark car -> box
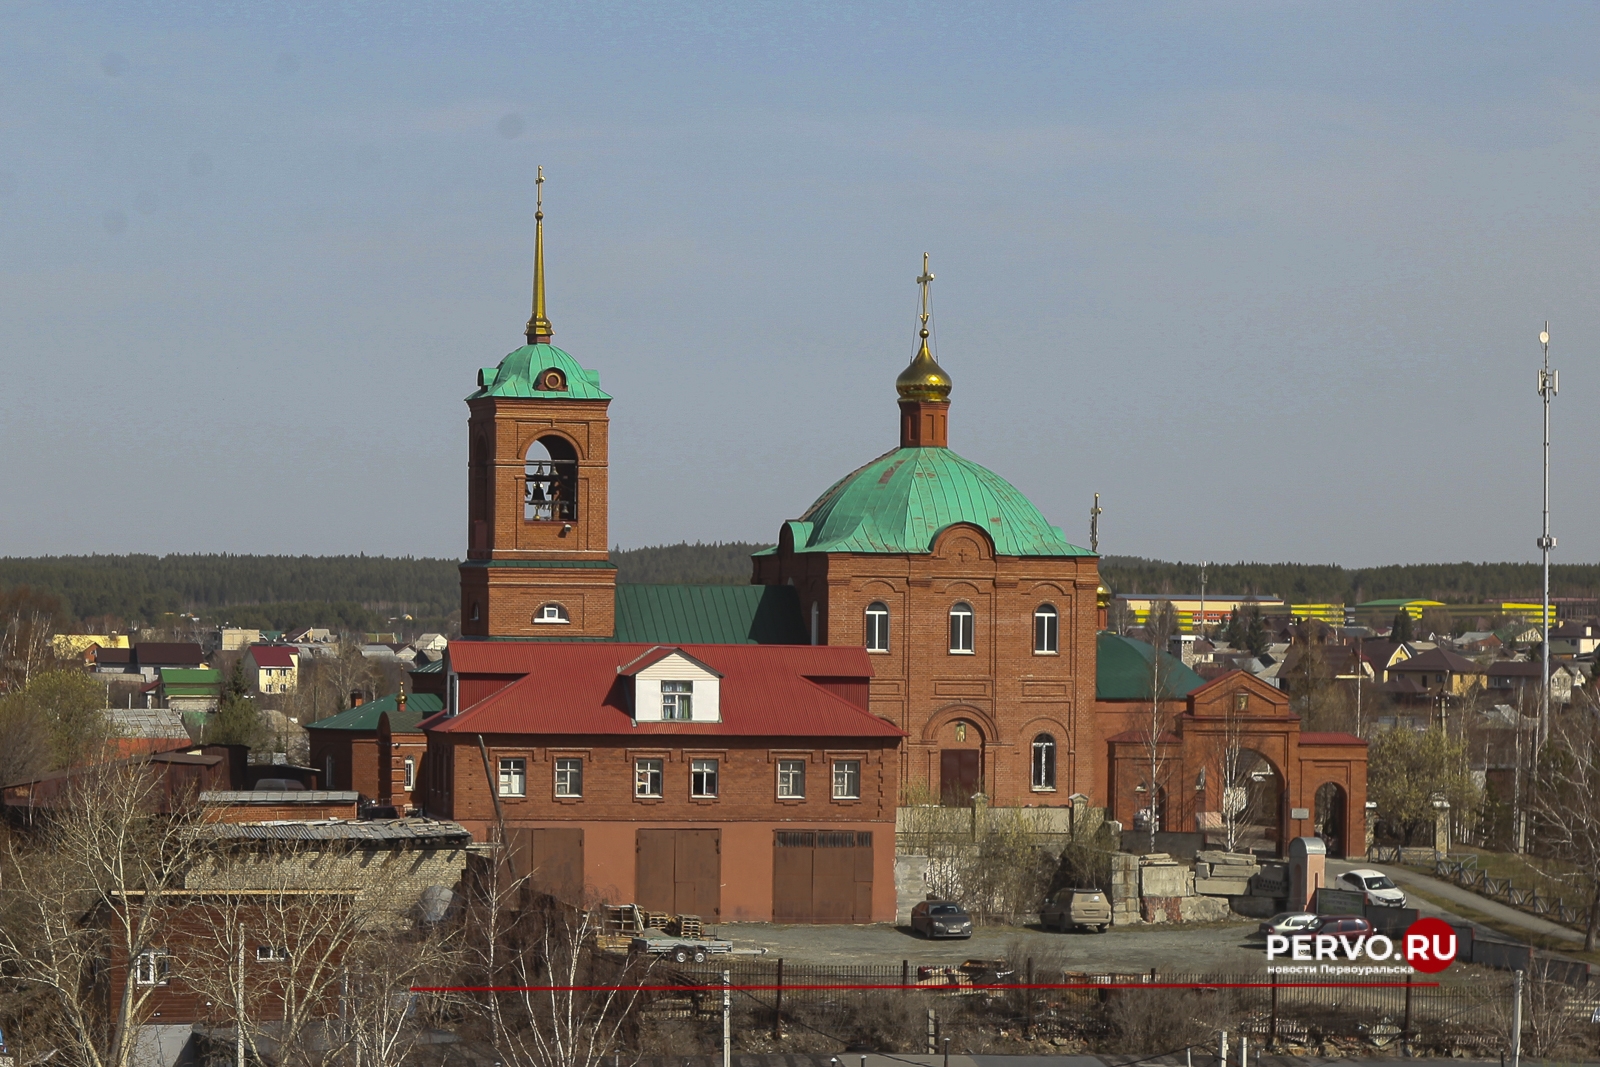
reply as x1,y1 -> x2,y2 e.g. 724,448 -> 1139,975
910,900 -> 973,939
1307,914 -> 1375,937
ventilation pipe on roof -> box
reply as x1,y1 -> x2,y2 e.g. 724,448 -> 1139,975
351,690 -> 365,707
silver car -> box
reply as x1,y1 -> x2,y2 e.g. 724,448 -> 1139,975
1256,911 -> 1319,938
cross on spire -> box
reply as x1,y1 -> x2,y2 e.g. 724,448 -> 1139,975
525,165 -> 554,345
916,252 -> 935,333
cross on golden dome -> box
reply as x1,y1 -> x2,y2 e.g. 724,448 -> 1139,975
896,251 -> 952,402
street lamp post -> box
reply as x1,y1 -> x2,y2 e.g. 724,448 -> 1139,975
1536,324 -> 1557,754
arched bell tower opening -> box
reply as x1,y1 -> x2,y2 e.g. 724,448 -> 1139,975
525,436 -> 578,522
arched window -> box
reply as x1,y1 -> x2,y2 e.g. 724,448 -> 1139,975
865,602 -> 890,653
470,601 -> 481,622
1034,603 -> 1059,654
810,602 -> 820,646
534,603 -> 569,624
525,436 -> 578,521
949,602 -> 974,653
1031,734 -> 1056,790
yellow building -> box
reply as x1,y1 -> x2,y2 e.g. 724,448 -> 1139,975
51,634 -> 130,657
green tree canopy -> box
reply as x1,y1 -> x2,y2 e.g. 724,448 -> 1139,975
1368,726 -> 1478,846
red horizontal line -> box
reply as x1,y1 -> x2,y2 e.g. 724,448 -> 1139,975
411,982 -> 1439,993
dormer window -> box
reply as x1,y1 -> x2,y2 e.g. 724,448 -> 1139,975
661,681 -> 693,720
535,603 -> 570,624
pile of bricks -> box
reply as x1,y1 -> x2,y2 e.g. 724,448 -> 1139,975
1192,850 -> 1260,896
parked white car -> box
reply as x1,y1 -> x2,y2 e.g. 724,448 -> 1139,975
1339,868 -> 1407,907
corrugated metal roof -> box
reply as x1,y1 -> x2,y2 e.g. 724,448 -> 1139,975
194,817 -> 472,844
1095,631 -> 1205,701
613,584 -> 807,644
435,642 -> 899,739
108,708 -> 192,738
246,645 -> 297,668
468,343 -> 611,400
201,791 -> 360,803
305,692 -> 444,733
787,447 -> 1091,557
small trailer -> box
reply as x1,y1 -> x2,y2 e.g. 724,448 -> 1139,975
629,927 -> 736,964
597,904 -> 764,962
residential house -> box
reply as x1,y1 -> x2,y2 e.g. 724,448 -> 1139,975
243,644 -> 299,694
131,642 -> 205,678
1549,620 -> 1600,659
51,634 -> 129,659
1385,647 -> 1485,701
1485,659 -> 1579,707
158,667 -> 222,712
1453,631 -> 1504,656
285,625 -> 336,644
422,641 -> 902,923
214,627 -> 262,652
106,709 -> 195,758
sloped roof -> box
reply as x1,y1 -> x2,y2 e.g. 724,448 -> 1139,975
614,584 -> 807,644
305,691 -> 445,732
431,642 -> 899,739
1389,647 -> 1483,674
767,447 -> 1090,557
246,645 -> 297,668
1095,632 -> 1206,701
469,343 -> 610,400
108,708 -> 192,739
135,642 -> 203,667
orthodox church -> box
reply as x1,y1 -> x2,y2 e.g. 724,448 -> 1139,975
418,177 -> 1367,898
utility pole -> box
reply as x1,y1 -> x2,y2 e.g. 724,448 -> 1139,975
1090,493 -> 1103,555
1199,561 -> 1210,639
1536,324 -> 1557,756
722,969 -> 731,1067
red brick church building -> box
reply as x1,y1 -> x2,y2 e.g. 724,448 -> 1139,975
416,189 -> 1366,923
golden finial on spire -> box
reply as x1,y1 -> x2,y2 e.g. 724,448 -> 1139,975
896,251 -> 952,402
524,165 -> 554,345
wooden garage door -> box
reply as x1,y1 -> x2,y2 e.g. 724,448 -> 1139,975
772,831 -> 873,923
507,828 -> 585,904
635,829 -> 721,919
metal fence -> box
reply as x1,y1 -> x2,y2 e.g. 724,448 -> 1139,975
635,960 -> 1588,1054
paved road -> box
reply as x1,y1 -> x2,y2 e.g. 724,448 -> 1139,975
1327,858 -> 1585,948
713,918 -> 1265,971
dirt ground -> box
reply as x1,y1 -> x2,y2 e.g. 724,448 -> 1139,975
708,918 -> 1268,971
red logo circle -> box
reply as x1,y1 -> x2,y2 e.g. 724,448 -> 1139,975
1403,916 -> 1458,973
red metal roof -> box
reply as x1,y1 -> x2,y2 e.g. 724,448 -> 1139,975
433,642 -> 899,739
247,645 -> 297,668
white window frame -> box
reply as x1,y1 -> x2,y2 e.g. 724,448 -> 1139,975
1031,734 -> 1057,791
949,602 -> 974,654
832,759 -> 861,800
535,603 -> 570,624
497,757 -> 527,797
1034,604 -> 1059,654
690,758 -> 719,798
777,759 -> 806,799
403,756 -> 415,791
134,949 -> 169,986
255,945 -> 290,963
865,602 -> 890,653
635,758 -> 664,798
661,680 -> 693,721
555,757 -> 583,797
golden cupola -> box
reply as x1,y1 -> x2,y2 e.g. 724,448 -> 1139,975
896,253 -> 952,447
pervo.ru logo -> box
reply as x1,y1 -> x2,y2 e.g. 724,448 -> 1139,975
1267,916 -> 1458,974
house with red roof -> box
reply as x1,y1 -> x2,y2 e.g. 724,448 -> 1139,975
421,641 -> 901,923
243,644 -> 299,695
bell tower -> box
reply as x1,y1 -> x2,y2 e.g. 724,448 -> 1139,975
459,168 -> 617,638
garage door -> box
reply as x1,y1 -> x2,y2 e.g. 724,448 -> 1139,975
635,829 -> 721,919
507,828 -> 585,904
772,831 -> 873,923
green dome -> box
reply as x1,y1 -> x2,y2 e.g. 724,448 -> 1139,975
469,343 -> 610,401
780,447 -> 1091,557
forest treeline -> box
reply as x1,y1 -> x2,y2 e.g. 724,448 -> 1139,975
1099,556 -> 1600,604
6,548 -> 1594,629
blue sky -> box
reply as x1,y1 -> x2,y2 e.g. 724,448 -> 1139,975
3,2 -> 1598,566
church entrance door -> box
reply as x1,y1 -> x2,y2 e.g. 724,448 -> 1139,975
940,749 -> 981,806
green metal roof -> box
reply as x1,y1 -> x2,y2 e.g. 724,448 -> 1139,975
613,584 -> 807,644
1095,632 -> 1205,701
158,667 -> 221,692
305,691 -> 444,733
772,447 -> 1090,558
469,343 -> 609,401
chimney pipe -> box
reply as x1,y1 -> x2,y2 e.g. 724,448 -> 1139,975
351,690 -> 364,707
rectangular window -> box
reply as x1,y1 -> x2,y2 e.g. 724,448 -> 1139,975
1034,609 -> 1059,654
949,606 -> 974,653
555,757 -> 583,797
255,945 -> 290,963
635,758 -> 664,798
832,759 -> 861,799
134,950 -> 169,986
777,759 -> 806,798
498,757 -> 527,797
691,758 -> 719,798
403,756 -> 415,791
865,605 -> 890,653
661,680 -> 693,720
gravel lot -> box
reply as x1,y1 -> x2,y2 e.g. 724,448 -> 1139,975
711,919 -> 1268,972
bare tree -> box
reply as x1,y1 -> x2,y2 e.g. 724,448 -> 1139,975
0,764 -> 200,1067
1209,691 -> 1267,854
1532,710 -> 1600,951
1,607 -> 58,691
1141,608 -> 1180,851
